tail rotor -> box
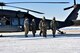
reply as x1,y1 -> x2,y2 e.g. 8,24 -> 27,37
64,0 -> 77,10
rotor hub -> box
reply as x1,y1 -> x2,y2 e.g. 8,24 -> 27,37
0,2 -> 6,6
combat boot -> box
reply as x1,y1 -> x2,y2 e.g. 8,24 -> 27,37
33,33 -> 35,37
43,35 -> 47,37
53,33 -> 55,37
25,35 -> 28,37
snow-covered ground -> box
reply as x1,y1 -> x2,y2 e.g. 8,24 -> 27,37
0,30 -> 80,53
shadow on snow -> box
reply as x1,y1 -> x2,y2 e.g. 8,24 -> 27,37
0,33 -> 80,40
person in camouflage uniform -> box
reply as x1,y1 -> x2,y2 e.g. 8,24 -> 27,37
30,19 -> 36,37
39,16 -> 47,37
24,17 -> 29,37
50,17 -> 57,37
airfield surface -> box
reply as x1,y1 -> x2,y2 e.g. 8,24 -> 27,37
0,30 -> 80,53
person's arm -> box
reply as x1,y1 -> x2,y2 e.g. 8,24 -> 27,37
39,21 -> 42,29
50,21 -> 52,29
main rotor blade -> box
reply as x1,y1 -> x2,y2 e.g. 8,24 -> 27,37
6,5 -> 44,14
64,6 -> 74,10
5,2 -> 69,4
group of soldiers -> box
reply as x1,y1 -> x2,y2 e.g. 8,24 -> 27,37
24,16 -> 58,37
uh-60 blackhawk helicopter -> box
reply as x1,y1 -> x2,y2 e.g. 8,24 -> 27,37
0,1 -> 69,32
0,0 -> 79,34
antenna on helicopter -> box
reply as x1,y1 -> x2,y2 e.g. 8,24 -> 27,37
64,0 -> 77,10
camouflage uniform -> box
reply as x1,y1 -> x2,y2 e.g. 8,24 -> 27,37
50,17 -> 57,37
30,19 -> 36,37
24,18 -> 29,37
39,16 -> 47,37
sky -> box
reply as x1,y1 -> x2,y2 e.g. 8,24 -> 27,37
0,0 -> 80,21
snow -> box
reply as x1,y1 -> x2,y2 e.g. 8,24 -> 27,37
0,30 -> 80,53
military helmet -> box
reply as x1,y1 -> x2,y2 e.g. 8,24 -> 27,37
42,16 -> 45,20
25,18 -> 29,21
53,17 -> 55,20
25,16 -> 28,19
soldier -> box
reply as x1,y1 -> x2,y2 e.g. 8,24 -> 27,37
24,17 -> 29,37
1,16 -> 8,25
50,17 -> 57,37
39,16 -> 47,37
30,19 -> 36,37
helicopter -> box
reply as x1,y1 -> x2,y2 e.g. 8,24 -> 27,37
0,1 -> 69,32
0,0 -> 79,34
